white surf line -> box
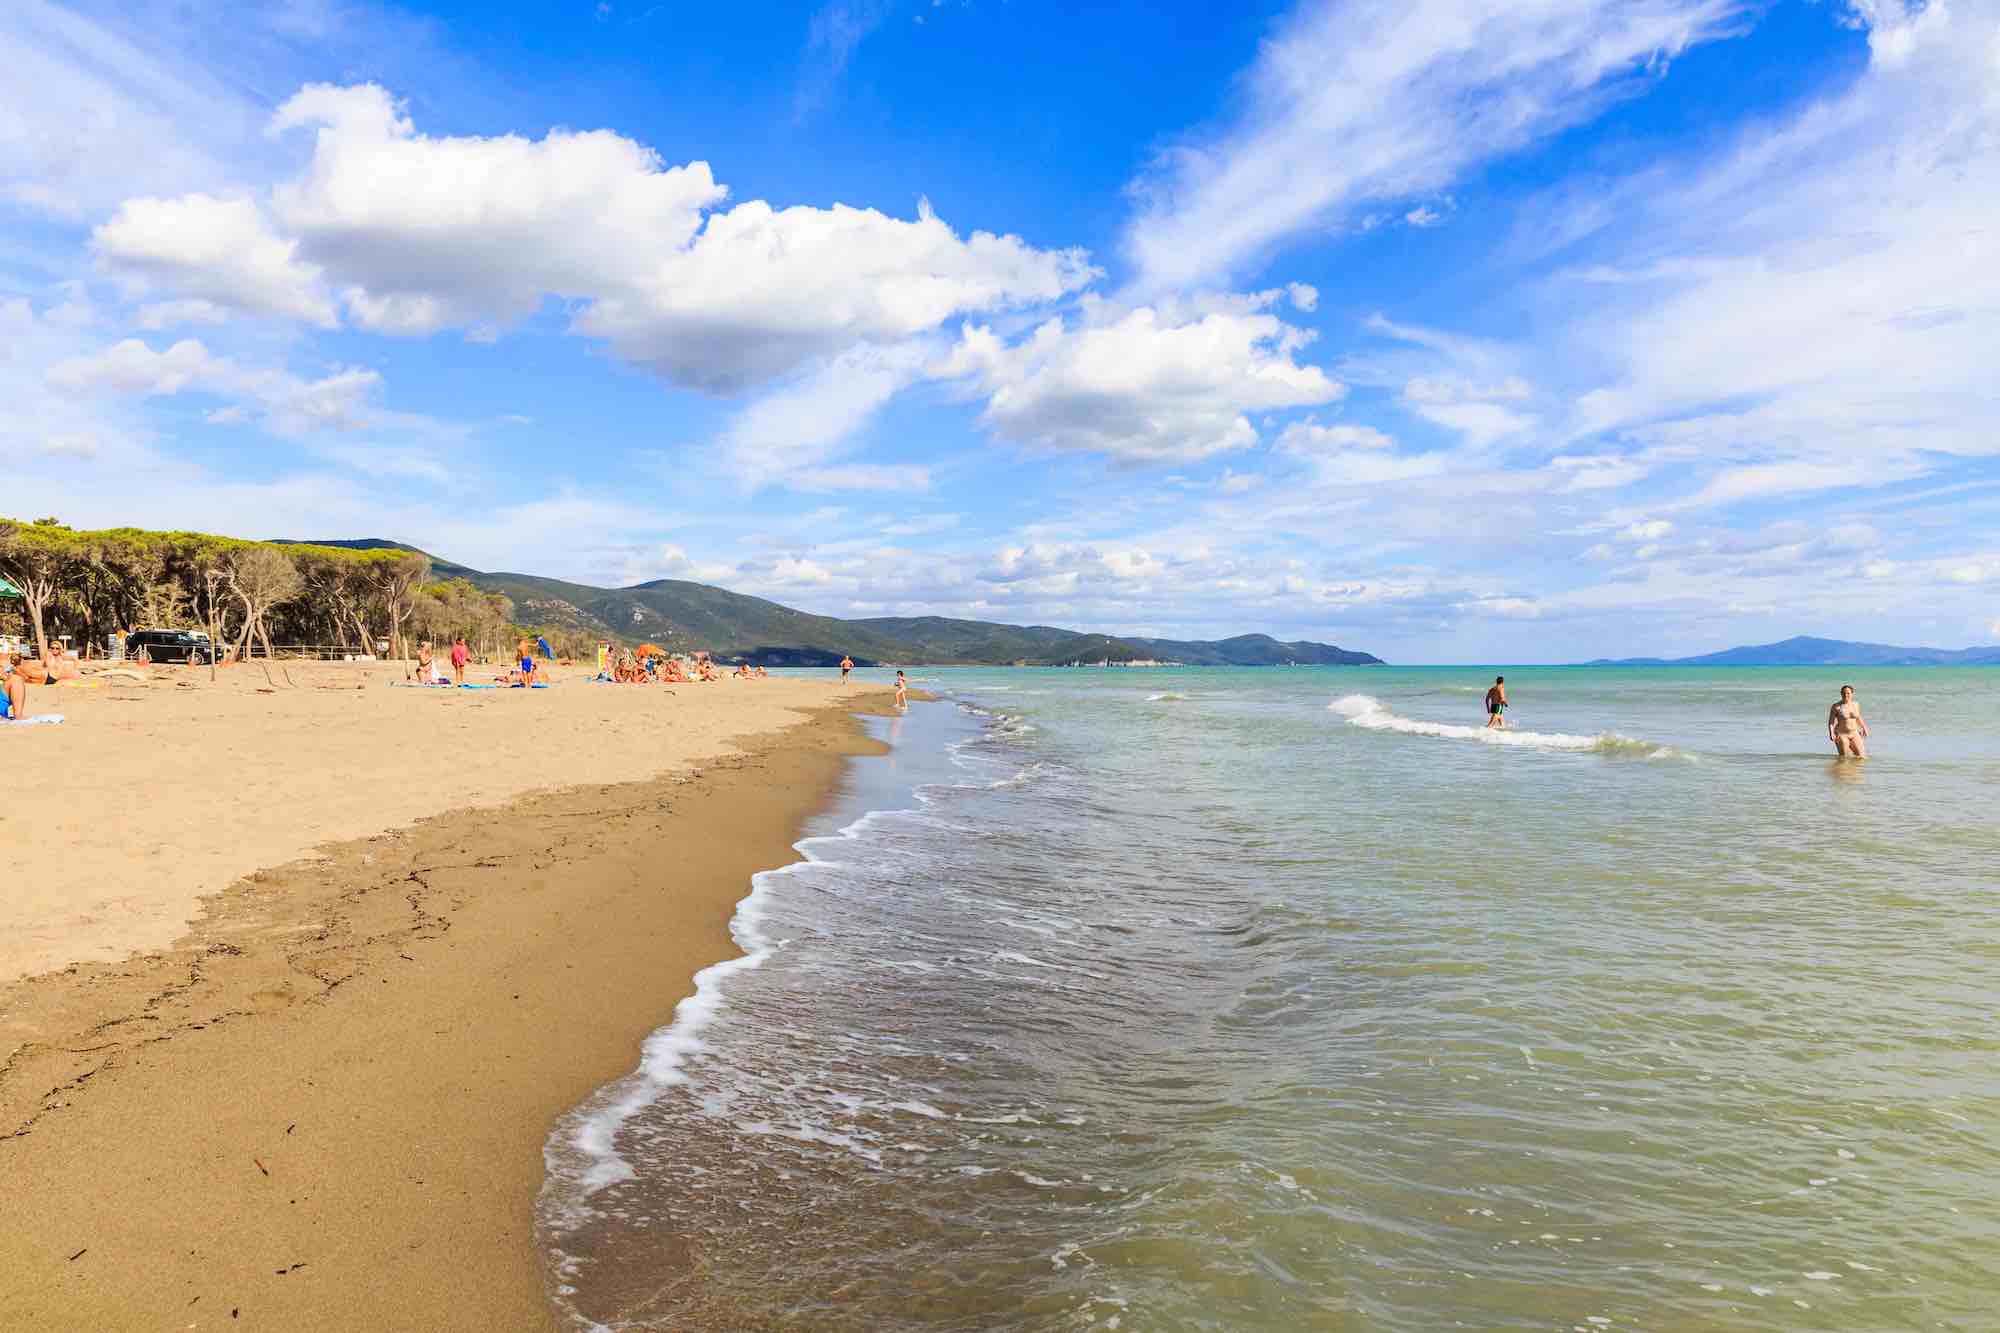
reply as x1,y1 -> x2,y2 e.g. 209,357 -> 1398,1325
1327,694 -> 1685,758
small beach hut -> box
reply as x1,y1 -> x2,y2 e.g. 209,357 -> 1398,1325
0,578 -> 18,656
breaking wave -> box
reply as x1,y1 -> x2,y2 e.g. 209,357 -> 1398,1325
1327,694 -> 1686,759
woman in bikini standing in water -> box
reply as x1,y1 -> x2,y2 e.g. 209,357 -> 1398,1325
1827,684 -> 1869,758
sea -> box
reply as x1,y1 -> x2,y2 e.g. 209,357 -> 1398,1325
535,665 -> 2000,1332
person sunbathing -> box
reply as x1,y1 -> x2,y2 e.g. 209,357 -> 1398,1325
2,653 -> 30,720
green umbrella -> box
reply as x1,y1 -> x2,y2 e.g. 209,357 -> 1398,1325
0,575 -> 20,598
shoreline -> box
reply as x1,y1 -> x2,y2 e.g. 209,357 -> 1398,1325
0,691 -> 896,1330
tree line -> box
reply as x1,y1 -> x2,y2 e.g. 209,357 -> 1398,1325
0,518 -> 521,664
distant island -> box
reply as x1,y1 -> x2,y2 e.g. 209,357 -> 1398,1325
309,540 -> 1385,668
1586,635 -> 2000,667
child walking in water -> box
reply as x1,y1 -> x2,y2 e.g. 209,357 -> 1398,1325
1828,684 -> 1869,757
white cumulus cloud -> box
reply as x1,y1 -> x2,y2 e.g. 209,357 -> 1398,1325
579,196 -> 1096,392
251,84 -> 1093,390
93,193 -> 338,327
937,302 -> 1342,463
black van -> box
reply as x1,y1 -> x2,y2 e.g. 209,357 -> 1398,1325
127,629 -> 214,664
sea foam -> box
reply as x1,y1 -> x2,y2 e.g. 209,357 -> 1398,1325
1327,694 -> 1683,758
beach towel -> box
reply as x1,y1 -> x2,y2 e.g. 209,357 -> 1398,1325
459,683 -> 499,690
1,714 -> 64,726
537,636 -> 554,660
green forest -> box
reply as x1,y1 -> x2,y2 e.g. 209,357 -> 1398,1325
0,518 -> 525,662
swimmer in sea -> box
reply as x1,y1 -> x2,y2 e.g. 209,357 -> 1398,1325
1483,675 -> 1508,730
1827,684 -> 1869,758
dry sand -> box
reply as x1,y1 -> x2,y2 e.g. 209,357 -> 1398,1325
1,659 -> 839,984
0,660 -> 898,1330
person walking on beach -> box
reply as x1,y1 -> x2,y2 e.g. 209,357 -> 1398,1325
1484,676 -> 1508,729
450,636 -> 470,685
1828,684 -> 1870,758
839,654 -> 854,683
894,669 -> 908,709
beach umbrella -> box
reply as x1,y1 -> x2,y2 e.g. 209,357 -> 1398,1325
0,576 -> 20,598
633,642 -> 666,659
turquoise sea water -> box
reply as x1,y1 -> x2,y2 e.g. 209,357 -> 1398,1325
539,666 -> 2000,1331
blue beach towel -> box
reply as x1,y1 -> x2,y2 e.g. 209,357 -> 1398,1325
458,683 -> 499,690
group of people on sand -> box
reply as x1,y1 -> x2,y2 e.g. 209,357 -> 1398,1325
1480,674 -> 1872,757
2,643 -> 84,719
406,635 -> 554,688
404,636 -> 779,689
598,645 -> 769,686
413,637 -> 475,686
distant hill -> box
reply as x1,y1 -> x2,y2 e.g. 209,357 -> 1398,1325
1124,633 -> 1380,666
1587,635 -> 2000,667
293,539 -> 1385,668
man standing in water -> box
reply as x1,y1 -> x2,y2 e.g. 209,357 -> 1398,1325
1484,676 -> 1508,729
839,654 -> 853,684
1828,684 -> 1870,757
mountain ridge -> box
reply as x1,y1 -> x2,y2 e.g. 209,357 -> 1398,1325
1585,634 -> 2000,667
295,539 -> 1385,667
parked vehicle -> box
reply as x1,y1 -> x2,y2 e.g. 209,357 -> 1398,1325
126,629 -> 214,664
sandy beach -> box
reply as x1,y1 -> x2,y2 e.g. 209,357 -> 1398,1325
0,661 -> 893,1330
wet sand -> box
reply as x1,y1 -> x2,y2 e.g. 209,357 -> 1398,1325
0,680 -> 895,1330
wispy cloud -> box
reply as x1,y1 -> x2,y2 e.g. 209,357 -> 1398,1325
1122,0 -> 1744,293
796,0 -> 898,119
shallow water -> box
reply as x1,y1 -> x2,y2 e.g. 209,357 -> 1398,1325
538,667 -> 2000,1331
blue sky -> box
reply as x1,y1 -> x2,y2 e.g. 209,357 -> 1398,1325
5,0 -> 1997,662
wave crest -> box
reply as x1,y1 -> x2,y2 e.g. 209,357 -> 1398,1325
1327,694 -> 1685,758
